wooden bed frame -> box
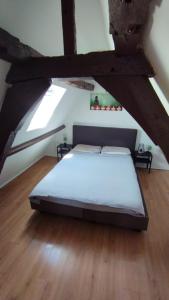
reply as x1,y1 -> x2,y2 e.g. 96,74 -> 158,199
31,125 -> 149,231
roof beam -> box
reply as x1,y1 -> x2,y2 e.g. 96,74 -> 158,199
61,0 -> 77,55
7,51 -> 154,83
64,80 -> 94,91
7,125 -> 65,157
108,0 -> 152,54
0,27 -> 42,63
95,75 -> 169,161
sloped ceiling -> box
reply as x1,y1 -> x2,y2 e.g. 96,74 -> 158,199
0,0 -> 110,55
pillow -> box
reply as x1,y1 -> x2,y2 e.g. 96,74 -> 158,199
73,144 -> 101,153
101,146 -> 131,155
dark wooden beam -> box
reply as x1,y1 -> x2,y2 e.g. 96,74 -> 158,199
0,78 -> 51,173
94,75 -> 169,161
7,51 -> 154,83
7,125 -> 65,157
0,27 -> 42,63
65,80 -> 94,91
108,0 -> 152,54
61,0 -> 77,55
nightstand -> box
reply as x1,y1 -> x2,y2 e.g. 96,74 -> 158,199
57,143 -> 72,159
134,151 -> 153,173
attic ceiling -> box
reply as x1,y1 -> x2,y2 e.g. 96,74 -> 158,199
0,0 -> 169,173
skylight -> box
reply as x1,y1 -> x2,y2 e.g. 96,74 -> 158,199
27,84 -> 66,131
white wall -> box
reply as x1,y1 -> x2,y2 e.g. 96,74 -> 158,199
144,0 -> 169,103
0,0 -> 110,55
0,0 -> 64,56
98,0 -> 115,50
75,0 -> 110,53
61,81 -> 169,170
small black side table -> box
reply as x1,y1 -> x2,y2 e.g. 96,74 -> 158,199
57,143 -> 72,159
134,151 -> 153,173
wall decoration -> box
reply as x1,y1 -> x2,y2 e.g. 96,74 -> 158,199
90,93 -> 122,111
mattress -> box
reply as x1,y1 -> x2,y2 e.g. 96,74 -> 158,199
29,151 -> 145,217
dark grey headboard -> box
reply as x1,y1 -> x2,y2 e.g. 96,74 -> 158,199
73,125 -> 137,152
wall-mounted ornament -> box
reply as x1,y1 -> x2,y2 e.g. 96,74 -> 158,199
90,93 -> 122,111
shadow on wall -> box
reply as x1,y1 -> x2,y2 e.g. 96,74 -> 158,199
144,0 -> 169,101
145,0 -> 163,34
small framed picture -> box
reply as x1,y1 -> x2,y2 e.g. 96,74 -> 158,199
90,93 -> 122,111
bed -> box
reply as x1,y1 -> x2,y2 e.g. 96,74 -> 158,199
29,125 -> 149,231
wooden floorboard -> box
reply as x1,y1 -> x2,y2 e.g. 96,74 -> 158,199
0,156 -> 169,300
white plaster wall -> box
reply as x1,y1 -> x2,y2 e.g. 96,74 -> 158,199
98,0 -> 114,50
62,81 -> 169,170
144,0 -> 169,103
0,0 -> 110,55
0,0 -> 64,56
75,0 -> 110,53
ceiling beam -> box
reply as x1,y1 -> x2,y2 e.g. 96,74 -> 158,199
108,0 -> 152,54
0,27 -> 42,63
61,0 -> 77,55
7,50 -> 154,83
7,125 -> 65,157
95,75 -> 169,161
64,80 -> 94,91
0,78 -> 51,173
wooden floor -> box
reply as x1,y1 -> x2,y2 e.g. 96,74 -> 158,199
0,157 -> 169,300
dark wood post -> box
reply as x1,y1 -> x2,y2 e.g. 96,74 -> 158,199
61,0 -> 77,55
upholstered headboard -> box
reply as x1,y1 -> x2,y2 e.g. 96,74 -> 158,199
73,125 -> 137,153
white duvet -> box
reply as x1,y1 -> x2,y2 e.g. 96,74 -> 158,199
30,151 -> 145,217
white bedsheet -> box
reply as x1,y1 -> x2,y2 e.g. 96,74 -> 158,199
30,151 -> 145,217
